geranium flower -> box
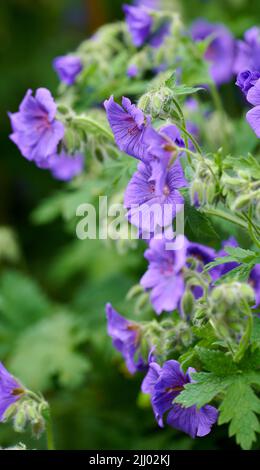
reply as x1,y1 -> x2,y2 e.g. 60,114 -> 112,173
124,159 -> 186,235
233,27 -> 260,74
9,88 -> 64,167
106,304 -> 146,374
191,19 -> 235,85
0,363 -> 25,422
140,236 -> 187,314
142,360 -> 218,438
53,55 -> 83,86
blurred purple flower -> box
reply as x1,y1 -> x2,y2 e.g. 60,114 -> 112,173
233,27 -> 260,75
236,70 -> 260,96
123,4 -> 169,48
134,0 -> 161,9
123,4 -> 153,47
53,55 -> 83,86
104,96 -> 150,160
142,360 -> 218,437
106,303 -> 146,374
187,241 -> 217,299
48,152 -> 84,181
9,88 -> 64,167
246,78 -> 260,137
0,363 -> 24,422
191,19 -> 235,85
249,265 -> 260,308
124,159 -> 186,234
140,236 -> 187,314
215,237 -> 239,276
127,64 -> 139,78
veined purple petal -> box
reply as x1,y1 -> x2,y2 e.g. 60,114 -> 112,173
104,96 -> 149,160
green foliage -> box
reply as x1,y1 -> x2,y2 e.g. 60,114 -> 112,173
1,0 -> 260,452
9,312 -> 90,391
176,347 -> 260,449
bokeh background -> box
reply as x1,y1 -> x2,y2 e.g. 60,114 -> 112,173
0,0 -> 260,450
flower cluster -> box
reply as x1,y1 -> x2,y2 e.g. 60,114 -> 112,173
104,96 -> 188,236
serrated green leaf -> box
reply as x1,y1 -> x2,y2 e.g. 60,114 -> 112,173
218,379 -> 260,450
175,372 -> 230,408
196,348 -> 238,375
214,264 -> 252,285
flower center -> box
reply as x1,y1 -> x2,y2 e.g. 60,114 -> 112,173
12,388 -> 25,396
128,124 -> 138,136
166,386 -> 183,393
163,185 -> 170,196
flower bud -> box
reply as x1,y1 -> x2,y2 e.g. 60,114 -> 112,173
13,407 -> 27,433
181,290 -> 195,317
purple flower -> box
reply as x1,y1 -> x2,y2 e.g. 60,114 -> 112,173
124,159 -> 186,234
249,265 -> 260,308
140,236 -> 187,314
215,237 -> 239,276
123,4 -> 169,48
127,64 -> 139,78
143,124 -> 185,191
191,19 -> 235,85
123,4 -> 153,47
134,0 -> 161,9
9,88 -> 64,167
236,70 -> 260,96
187,241 -> 217,298
48,152 -> 84,181
106,303 -> 145,374
246,78 -> 260,137
142,360 -> 218,438
53,55 -> 83,86
233,27 -> 260,75
104,96 -> 149,160
0,363 -> 24,422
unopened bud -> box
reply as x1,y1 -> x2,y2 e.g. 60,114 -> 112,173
181,290 -> 195,317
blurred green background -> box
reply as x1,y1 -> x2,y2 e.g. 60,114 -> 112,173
0,0 -> 260,450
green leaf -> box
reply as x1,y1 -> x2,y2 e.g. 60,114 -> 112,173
196,348 -> 238,375
214,264 -> 253,285
176,367 -> 260,449
183,195 -> 218,241
218,379 -> 260,450
225,154 -> 260,179
0,270 -> 51,331
175,372 -> 230,408
9,312 -> 90,391
225,246 -> 257,263
251,317 -> 260,345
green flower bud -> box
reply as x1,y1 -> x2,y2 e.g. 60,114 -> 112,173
232,194 -> 252,211
181,290 -> 195,317
13,407 -> 27,433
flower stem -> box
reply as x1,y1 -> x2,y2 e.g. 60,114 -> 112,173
202,207 -> 248,230
45,413 -> 55,450
234,301 -> 253,363
209,83 -> 230,153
